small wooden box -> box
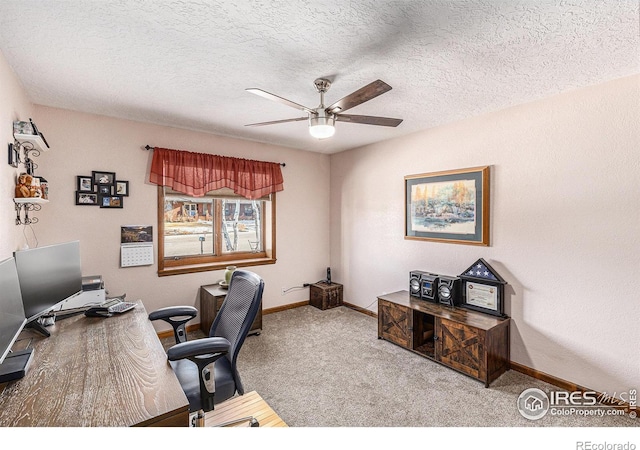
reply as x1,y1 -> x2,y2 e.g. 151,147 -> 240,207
310,282 -> 343,310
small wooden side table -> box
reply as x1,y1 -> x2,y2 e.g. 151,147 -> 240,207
309,281 -> 343,310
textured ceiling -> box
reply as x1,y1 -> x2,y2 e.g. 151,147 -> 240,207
0,1 -> 638,154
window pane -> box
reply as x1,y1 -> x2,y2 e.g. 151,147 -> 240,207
158,186 -> 276,276
163,198 -> 215,257
221,199 -> 263,254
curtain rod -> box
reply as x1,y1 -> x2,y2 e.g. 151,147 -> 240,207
144,145 -> 286,167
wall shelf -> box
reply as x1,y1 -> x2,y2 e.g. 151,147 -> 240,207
13,198 -> 48,225
9,132 -> 50,175
14,197 -> 49,204
13,133 -> 49,153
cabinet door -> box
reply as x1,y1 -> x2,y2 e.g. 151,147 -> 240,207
378,299 -> 412,348
436,318 -> 484,380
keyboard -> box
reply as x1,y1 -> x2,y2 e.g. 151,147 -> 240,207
102,298 -> 136,314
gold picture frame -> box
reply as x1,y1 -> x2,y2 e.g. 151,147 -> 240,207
405,166 -> 490,246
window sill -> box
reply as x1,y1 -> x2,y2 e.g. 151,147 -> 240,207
158,256 -> 276,277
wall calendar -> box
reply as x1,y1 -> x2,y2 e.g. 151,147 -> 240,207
120,225 -> 153,267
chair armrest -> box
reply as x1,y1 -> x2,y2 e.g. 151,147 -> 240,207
148,306 -> 198,345
167,337 -> 231,362
149,306 -> 198,322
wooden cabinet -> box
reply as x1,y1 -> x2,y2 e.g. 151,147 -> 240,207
200,284 -> 262,335
310,282 -> 343,310
378,291 -> 510,387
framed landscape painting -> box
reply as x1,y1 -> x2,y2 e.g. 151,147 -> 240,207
405,166 -> 490,246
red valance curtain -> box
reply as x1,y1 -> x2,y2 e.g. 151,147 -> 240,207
149,147 -> 284,200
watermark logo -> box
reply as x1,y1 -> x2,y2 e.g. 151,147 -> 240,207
517,387 -> 550,420
517,387 -> 637,420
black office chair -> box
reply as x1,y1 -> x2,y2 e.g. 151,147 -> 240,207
149,269 -> 264,427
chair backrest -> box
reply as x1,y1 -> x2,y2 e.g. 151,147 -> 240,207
210,269 -> 263,392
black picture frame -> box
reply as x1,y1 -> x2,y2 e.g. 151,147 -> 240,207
115,180 -> 129,197
92,171 -> 116,186
98,185 -> 112,195
76,192 -> 98,205
8,143 -> 18,168
459,258 -> 507,317
99,195 -> 124,208
77,175 -> 94,192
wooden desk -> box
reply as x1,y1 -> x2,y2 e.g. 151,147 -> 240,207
205,391 -> 287,427
0,300 -> 189,427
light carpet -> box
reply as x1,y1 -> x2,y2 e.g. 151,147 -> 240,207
233,305 -> 636,428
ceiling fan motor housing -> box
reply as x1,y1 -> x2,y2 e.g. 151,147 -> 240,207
309,108 -> 335,139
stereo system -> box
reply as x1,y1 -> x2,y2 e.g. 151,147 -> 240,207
409,270 -> 461,306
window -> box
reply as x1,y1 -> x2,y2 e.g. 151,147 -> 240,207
158,187 -> 276,276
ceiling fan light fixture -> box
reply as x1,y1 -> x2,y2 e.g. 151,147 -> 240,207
245,78 -> 401,138
309,115 -> 335,139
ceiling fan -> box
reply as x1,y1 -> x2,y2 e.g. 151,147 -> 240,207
245,78 -> 403,139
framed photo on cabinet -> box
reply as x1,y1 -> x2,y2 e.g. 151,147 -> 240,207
405,166 -> 490,246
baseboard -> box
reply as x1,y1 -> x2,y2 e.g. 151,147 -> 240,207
344,301 -> 376,317
263,301 -> 309,315
510,362 -> 637,416
509,361 -> 583,392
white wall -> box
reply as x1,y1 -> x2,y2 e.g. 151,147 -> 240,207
0,51 -> 37,257
330,75 -> 640,397
17,105 -> 330,331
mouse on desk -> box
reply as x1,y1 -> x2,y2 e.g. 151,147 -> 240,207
84,307 -> 112,318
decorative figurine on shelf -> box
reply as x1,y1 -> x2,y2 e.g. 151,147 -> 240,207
15,173 -> 32,198
37,177 -> 48,199
30,177 -> 42,198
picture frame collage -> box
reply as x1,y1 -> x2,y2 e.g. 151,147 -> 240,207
76,171 -> 129,208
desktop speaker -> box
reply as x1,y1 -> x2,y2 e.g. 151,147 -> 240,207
409,271 -> 427,297
438,276 -> 461,307
420,273 -> 439,302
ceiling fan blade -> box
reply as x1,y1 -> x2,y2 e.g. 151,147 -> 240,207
246,88 -> 316,115
245,117 -> 308,127
325,80 -> 392,114
336,114 -> 403,127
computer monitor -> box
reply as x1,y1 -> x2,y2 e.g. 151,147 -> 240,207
0,257 -> 27,365
14,241 -> 82,337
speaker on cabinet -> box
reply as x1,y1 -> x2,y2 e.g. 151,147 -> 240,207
438,276 -> 461,307
409,271 -> 427,297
